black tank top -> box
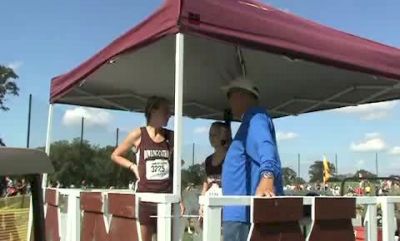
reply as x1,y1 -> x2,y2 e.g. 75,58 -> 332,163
205,154 -> 224,176
204,154 -> 224,187
136,127 -> 173,193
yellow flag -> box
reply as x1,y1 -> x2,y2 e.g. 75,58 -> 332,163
323,156 -> 331,184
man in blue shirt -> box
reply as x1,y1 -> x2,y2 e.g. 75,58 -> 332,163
221,78 -> 283,241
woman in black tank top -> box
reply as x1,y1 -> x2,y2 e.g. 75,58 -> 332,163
111,96 -> 184,241
199,122 -> 232,217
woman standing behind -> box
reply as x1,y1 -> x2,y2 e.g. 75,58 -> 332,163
199,122 -> 232,216
111,96 -> 183,241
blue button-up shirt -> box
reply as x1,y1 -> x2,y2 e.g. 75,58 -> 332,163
222,107 -> 283,223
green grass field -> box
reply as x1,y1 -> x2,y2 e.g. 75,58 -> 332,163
183,233 -> 192,241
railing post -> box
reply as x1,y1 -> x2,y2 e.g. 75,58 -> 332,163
203,197 -> 222,241
172,203 -> 184,241
157,202 -> 172,241
381,197 -> 396,241
66,191 -> 81,241
364,204 -> 378,241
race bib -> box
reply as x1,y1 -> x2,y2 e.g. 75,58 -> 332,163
146,159 -> 170,180
205,183 -> 222,197
207,175 -> 221,184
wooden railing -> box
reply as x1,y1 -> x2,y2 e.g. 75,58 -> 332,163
44,188 -> 400,241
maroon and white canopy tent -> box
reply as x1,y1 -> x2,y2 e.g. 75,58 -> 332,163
50,0 -> 400,119
45,0 -> 400,199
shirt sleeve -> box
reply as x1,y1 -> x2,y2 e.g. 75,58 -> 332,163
246,113 -> 280,177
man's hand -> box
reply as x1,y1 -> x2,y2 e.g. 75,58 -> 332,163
255,175 -> 275,197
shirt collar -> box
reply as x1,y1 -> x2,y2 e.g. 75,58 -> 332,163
242,106 -> 264,122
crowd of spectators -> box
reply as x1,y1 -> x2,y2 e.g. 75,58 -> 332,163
0,176 -> 30,197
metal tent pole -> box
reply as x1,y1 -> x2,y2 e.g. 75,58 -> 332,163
80,117 -> 85,147
173,33 -> 184,197
297,153 -> 301,179
167,33 -> 185,241
192,143 -> 195,167
43,104 -> 54,189
116,127 -> 120,147
335,153 -> 338,174
26,94 -> 32,148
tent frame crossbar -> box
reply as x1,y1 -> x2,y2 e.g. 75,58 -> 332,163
74,89 -> 131,111
272,83 -> 400,115
50,82 -> 400,126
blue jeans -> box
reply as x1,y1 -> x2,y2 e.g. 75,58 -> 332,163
223,221 -> 250,241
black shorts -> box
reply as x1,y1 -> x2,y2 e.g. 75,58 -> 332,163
138,201 -> 178,231
139,201 -> 158,229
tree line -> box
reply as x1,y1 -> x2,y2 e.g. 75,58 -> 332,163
40,138 -> 206,188
37,138 -> 386,188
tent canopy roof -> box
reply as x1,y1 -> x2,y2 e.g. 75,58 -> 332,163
50,0 -> 400,119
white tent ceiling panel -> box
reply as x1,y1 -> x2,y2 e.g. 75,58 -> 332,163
56,34 -> 400,119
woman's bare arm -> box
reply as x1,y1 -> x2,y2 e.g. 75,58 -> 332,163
201,180 -> 209,196
111,128 -> 141,179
